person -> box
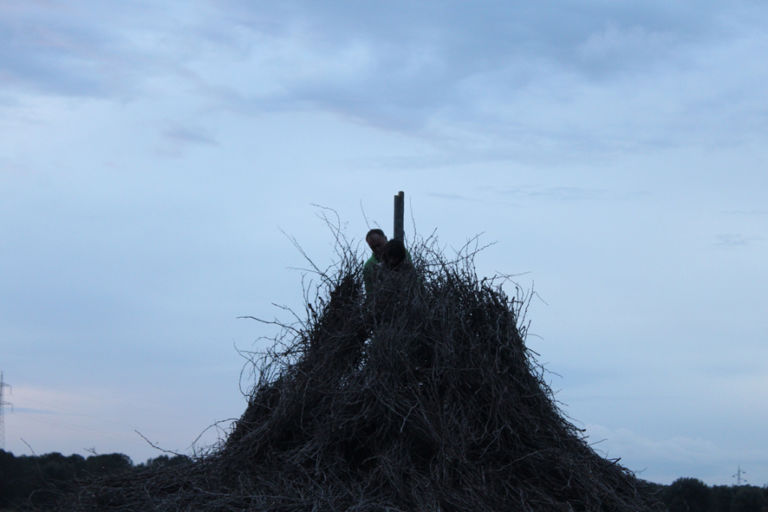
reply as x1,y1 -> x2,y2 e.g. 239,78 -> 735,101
380,239 -> 411,271
363,229 -> 388,294
366,238 -> 427,366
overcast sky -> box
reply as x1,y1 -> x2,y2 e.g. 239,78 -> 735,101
2,0 -> 767,486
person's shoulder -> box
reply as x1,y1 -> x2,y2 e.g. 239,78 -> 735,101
364,254 -> 379,268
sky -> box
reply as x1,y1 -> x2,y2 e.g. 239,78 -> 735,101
1,0 -> 767,486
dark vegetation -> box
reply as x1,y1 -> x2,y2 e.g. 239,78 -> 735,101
3,452 -> 765,511
0,450 -> 187,510
652,478 -> 768,512
10,232 -> 745,511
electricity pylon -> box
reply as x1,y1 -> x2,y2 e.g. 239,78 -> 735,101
732,465 -> 747,485
0,372 -> 11,451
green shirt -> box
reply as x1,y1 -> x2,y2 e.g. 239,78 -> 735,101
363,253 -> 381,295
363,250 -> 413,295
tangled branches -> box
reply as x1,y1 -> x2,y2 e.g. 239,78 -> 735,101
54,236 -> 662,511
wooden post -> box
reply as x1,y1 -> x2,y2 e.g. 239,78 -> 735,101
393,191 -> 404,242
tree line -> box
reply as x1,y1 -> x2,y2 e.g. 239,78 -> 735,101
649,477 -> 768,512
1,449 -> 767,511
0,449 -> 189,510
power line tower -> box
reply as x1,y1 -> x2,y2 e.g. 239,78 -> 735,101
732,465 -> 747,485
0,371 -> 11,451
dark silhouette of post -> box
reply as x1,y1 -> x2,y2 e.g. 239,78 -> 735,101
393,191 -> 404,241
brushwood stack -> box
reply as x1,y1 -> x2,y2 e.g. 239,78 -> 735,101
57,240 -> 663,511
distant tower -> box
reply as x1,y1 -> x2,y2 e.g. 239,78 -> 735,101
733,465 -> 747,485
0,372 -> 11,451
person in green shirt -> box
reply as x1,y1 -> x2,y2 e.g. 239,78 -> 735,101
363,230 -> 415,295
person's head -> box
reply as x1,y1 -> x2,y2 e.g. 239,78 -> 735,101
381,239 -> 407,269
365,228 -> 387,257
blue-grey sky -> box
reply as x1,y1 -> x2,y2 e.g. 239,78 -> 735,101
2,0 -> 767,486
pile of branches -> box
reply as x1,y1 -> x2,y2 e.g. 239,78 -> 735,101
53,236 -> 663,512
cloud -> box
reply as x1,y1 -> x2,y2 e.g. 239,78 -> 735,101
174,0 -> 767,163
163,126 -> 218,146
0,158 -> 33,176
0,2 -> 214,99
4,0 -> 768,163
496,186 -> 605,201
701,361 -> 767,379
0,6 -> 127,97
14,407 -> 57,415
427,192 -> 479,202
722,209 -> 768,216
714,233 -> 758,247
151,125 -> 219,158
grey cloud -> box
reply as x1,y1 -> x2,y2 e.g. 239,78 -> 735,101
0,3 -> 200,99
153,126 -> 219,158
199,0 -> 768,159
5,0 -> 768,161
164,127 -> 218,146
15,407 -> 57,415
0,93 -> 21,107
702,362 -> 766,378
714,233 -> 758,247
427,193 -> 478,202
0,158 -> 33,175
0,12 -> 124,97
496,186 -> 606,201
722,209 -> 768,216
221,0 -> 719,85
222,0 -> 715,70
